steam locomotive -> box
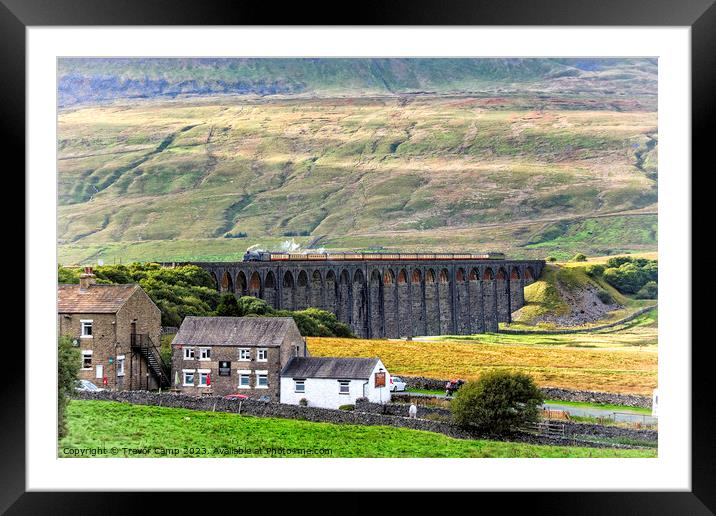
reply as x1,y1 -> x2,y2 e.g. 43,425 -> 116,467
242,251 -> 506,262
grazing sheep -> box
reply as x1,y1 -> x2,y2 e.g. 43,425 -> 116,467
409,404 -> 418,419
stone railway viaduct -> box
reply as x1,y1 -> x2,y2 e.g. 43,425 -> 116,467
184,259 -> 544,339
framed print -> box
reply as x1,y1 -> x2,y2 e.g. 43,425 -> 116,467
5,0 -> 713,512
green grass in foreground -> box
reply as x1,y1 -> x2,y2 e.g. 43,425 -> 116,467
59,400 -> 656,458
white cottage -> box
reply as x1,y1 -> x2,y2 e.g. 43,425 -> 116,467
280,357 -> 391,409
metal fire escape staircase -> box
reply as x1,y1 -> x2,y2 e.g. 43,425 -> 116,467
130,333 -> 171,388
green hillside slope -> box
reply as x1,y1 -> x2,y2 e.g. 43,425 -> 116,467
57,59 -> 657,264
512,263 -> 657,328
58,58 -> 657,107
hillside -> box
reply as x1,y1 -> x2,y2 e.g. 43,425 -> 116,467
57,58 -> 657,264
58,58 -> 657,107
512,263 -> 657,328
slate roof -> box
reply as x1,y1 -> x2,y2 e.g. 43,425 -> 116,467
172,316 -> 299,347
57,283 -> 139,313
281,357 -> 380,380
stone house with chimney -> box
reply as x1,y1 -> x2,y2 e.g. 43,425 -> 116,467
171,316 -> 307,399
58,267 -> 166,390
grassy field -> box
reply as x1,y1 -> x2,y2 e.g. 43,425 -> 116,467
58,92 -> 657,264
59,400 -> 656,458
308,324 -> 657,395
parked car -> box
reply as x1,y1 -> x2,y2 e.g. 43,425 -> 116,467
223,393 -> 249,400
75,379 -> 105,392
445,379 -> 465,397
389,376 -> 407,392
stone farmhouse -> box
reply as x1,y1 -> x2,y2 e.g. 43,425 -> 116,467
58,267 -> 167,390
170,316 -> 308,399
280,356 -> 391,409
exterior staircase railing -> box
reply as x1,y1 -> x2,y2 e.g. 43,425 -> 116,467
130,333 -> 171,388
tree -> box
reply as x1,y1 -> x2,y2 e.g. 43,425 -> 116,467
572,253 -> 587,262
451,370 -> 544,435
215,292 -> 241,316
58,336 -> 80,439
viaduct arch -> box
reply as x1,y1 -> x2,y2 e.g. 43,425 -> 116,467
189,258 -> 544,339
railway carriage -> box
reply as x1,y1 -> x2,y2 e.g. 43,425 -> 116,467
243,250 -> 506,262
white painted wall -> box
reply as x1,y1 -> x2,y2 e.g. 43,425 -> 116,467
280,360 -> 391,409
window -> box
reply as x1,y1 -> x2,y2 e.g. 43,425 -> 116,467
182,370 -> 195,386
198,369 -> 211,387
238,348 -> 251,361
81,350 -> 92,370
199,347 -> 211,361
80,320 -> 93,338
294,379 -> 305,393
257,348 -> 268,362
116,355 -> 125,377
238,370 -> 251,389
339,380 -> 350,395
183,347 -> 195,360
256,370 -> 269,389
295,345 -> 301,357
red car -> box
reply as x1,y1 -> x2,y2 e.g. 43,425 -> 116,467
223,393 -> 250,400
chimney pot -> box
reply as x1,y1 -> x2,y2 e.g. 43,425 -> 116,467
79,267 -> 96,290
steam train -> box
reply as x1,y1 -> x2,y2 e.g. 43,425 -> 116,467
243,251 -> 506,262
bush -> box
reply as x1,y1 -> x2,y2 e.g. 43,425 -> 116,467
58,265 -> 80,284
635,281 -> 658,299
338,404 -> 355,411
216,293 -> 241,316
58,336 -> 80,438
546,256 -> 557,262
299,398 -> 308,407
605,256 -> 634,268
585,264 -> 605,277
451,370 -> 544,435
603,263 -> 647,294
571,253 -> 587,262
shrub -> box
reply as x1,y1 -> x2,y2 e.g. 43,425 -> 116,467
58,265 -> 80,284
58,336 -> 80,439
299,398 -> 308,407
585,264 -> 605,277
603,263 -> 647,294
605,256 -> 635,269
338,404 -> 355,411
451,370 -> 544,435
571,253 -> 587,262
546,256 -> 557,262
215,292 -> 241,316
635,281 -> 658,299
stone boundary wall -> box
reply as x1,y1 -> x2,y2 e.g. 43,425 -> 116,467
357,400 -> 657,443
560,421 -> 658,443
355,399 -> 450,419
501,305 -> 657,335
398,378 -> 652,408
71,390 -> 641,449
539,387 -> 652,408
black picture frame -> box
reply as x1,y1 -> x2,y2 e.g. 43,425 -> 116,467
4,0 -> 711,512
